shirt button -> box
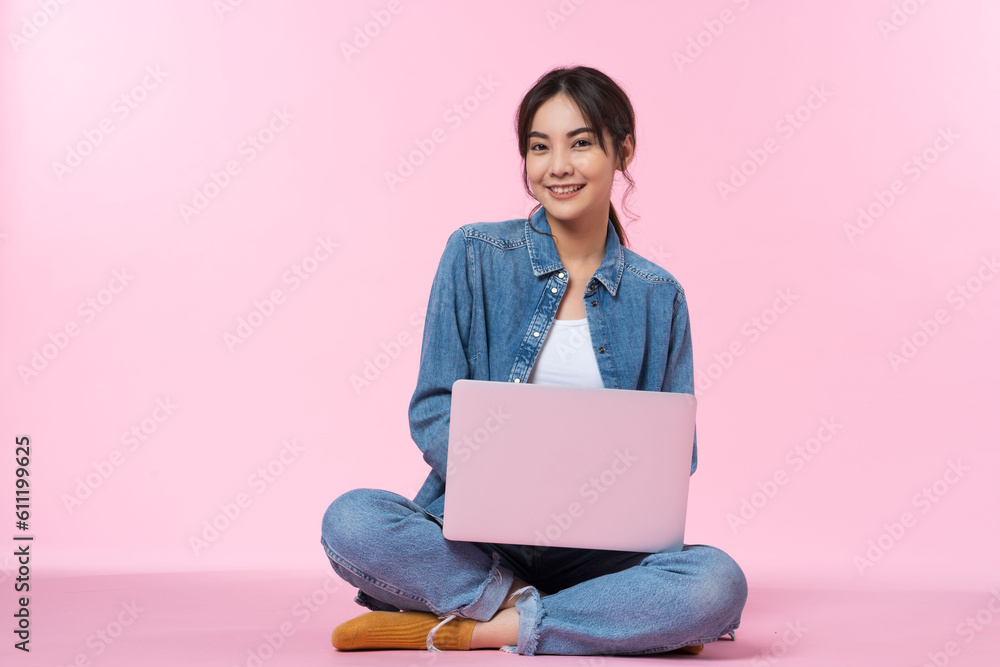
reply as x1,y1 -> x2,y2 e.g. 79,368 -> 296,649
598,347 -> 605,353
590,300 -> 597,306
513,378 -> 520,383
533,331 -> 540,337
551,287 -> 557,293
558,272 -> 565,278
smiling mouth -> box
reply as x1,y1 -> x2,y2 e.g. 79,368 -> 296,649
548,184 -> 585,194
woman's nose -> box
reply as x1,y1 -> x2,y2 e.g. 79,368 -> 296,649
549,148 -> 573,176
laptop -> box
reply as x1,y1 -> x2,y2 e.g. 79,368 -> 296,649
442,379 -> 696,553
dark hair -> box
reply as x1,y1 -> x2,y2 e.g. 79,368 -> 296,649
515,65 -> 637,249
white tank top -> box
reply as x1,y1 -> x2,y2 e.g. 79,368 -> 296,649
526,317 -> 604,388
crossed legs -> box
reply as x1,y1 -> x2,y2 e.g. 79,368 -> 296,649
321,487 -> 747,655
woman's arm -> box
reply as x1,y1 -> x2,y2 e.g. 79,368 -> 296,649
407,228 -> 475,484
663,290 -> 698,475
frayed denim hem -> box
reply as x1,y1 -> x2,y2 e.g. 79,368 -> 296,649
427,552 -> 514,652
497,585 -> 543,655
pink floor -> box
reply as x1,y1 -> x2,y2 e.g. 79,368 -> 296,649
19,571 -> 1000,666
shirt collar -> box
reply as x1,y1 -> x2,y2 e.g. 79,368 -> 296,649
525,205 -> 625,297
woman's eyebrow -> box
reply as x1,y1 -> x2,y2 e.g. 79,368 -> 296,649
528,127 -> 595,140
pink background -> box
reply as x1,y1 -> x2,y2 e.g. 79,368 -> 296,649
2,0 -> 998,603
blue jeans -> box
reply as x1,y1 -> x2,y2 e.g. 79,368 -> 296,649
320,487 -> 748,656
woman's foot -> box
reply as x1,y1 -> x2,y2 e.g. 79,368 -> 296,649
333,577 -> 550,652
469,606 -> 520,649
331,611 -> 476,651
470,575 -> 551,649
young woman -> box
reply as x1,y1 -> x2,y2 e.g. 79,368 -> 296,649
320,65 -> 748,656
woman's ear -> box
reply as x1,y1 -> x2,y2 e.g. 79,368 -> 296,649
619,134 -> 635,171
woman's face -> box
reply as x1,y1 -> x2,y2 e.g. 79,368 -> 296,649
525,92 -> 631,229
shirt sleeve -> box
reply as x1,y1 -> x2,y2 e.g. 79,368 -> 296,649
663,289 -> 698,476
407,228 -> 475,484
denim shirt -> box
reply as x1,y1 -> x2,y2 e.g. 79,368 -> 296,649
408,205 -> 697,520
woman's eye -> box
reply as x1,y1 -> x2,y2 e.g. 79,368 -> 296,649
530,140 -> 591,151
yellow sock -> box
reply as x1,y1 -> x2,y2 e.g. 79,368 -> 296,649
670,643 -> 705,654
332,610 -> 477,651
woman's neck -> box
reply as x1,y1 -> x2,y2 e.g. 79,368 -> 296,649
546,210 -> 609,268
